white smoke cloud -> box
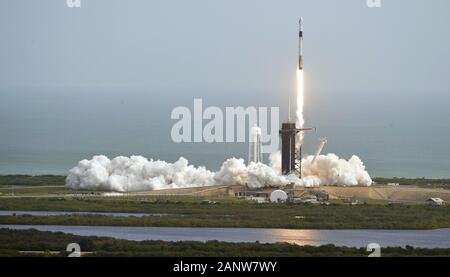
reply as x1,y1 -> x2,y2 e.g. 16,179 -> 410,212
246,162 -> 289,189
299,154 -> 372,187
66,155 -> 215,192
269,151 -> 282,174
66,153 -> 372,192
214,158 -> 248,186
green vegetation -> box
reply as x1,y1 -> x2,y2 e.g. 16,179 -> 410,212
0,175 -> 66,187
0,228 -> 448,257
373,177 -> 450,189
0,197 -> 449,229
0,175 -> 449,229
0,186 -> 74,196
0,175 -> 91,196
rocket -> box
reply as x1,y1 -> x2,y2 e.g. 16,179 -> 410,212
298,17 -> 304,70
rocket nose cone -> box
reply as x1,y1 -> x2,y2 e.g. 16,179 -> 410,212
299,17 -> 303,24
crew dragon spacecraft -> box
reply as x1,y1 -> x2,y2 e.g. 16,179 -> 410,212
298,17 -> 304,70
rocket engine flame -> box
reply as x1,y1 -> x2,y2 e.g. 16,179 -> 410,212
296,69 -> 305,147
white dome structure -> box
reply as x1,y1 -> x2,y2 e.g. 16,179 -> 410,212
270,190 -> 288,203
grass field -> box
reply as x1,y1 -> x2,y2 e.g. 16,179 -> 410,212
0,197 -> 449,229
0,228 -> 449,257
372,177 -> 450,189
0,175 -> 66,187
0,175 -> 449,229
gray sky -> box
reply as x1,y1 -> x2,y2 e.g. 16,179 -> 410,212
1,0 -> 449,128
1,0 -> 450,176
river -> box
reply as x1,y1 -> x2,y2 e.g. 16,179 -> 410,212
2,225 -> 449,248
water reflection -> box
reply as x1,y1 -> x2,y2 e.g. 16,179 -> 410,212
268,229 -> 323,246
1,225 -> 449,248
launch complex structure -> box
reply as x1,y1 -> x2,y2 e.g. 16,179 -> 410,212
279,123 -> 313,178
279,17 -> 314,178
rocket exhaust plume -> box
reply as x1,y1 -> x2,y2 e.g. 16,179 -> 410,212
296,69 -> 305,146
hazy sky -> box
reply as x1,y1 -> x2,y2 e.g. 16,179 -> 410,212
1,0 -> 450,126
0,0 -> 450,176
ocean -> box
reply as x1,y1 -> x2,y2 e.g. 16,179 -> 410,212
1,125 -> 449,178
0,89 -> 449,178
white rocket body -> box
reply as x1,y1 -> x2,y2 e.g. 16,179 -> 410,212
299,17 -> 304,70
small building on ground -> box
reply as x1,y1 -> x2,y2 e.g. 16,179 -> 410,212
427,198 -> 445,206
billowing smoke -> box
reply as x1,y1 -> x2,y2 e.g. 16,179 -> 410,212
299,154 -> 372,187
66,153 -> 372,192
214,158 -> 248,186
269,151 -> 282,173
65,155 -> 215,191
246,162 -> 290,189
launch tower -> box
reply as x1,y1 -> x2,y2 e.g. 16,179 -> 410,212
279,123 -> 313,178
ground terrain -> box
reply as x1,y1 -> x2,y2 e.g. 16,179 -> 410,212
0,175 -> 449,229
